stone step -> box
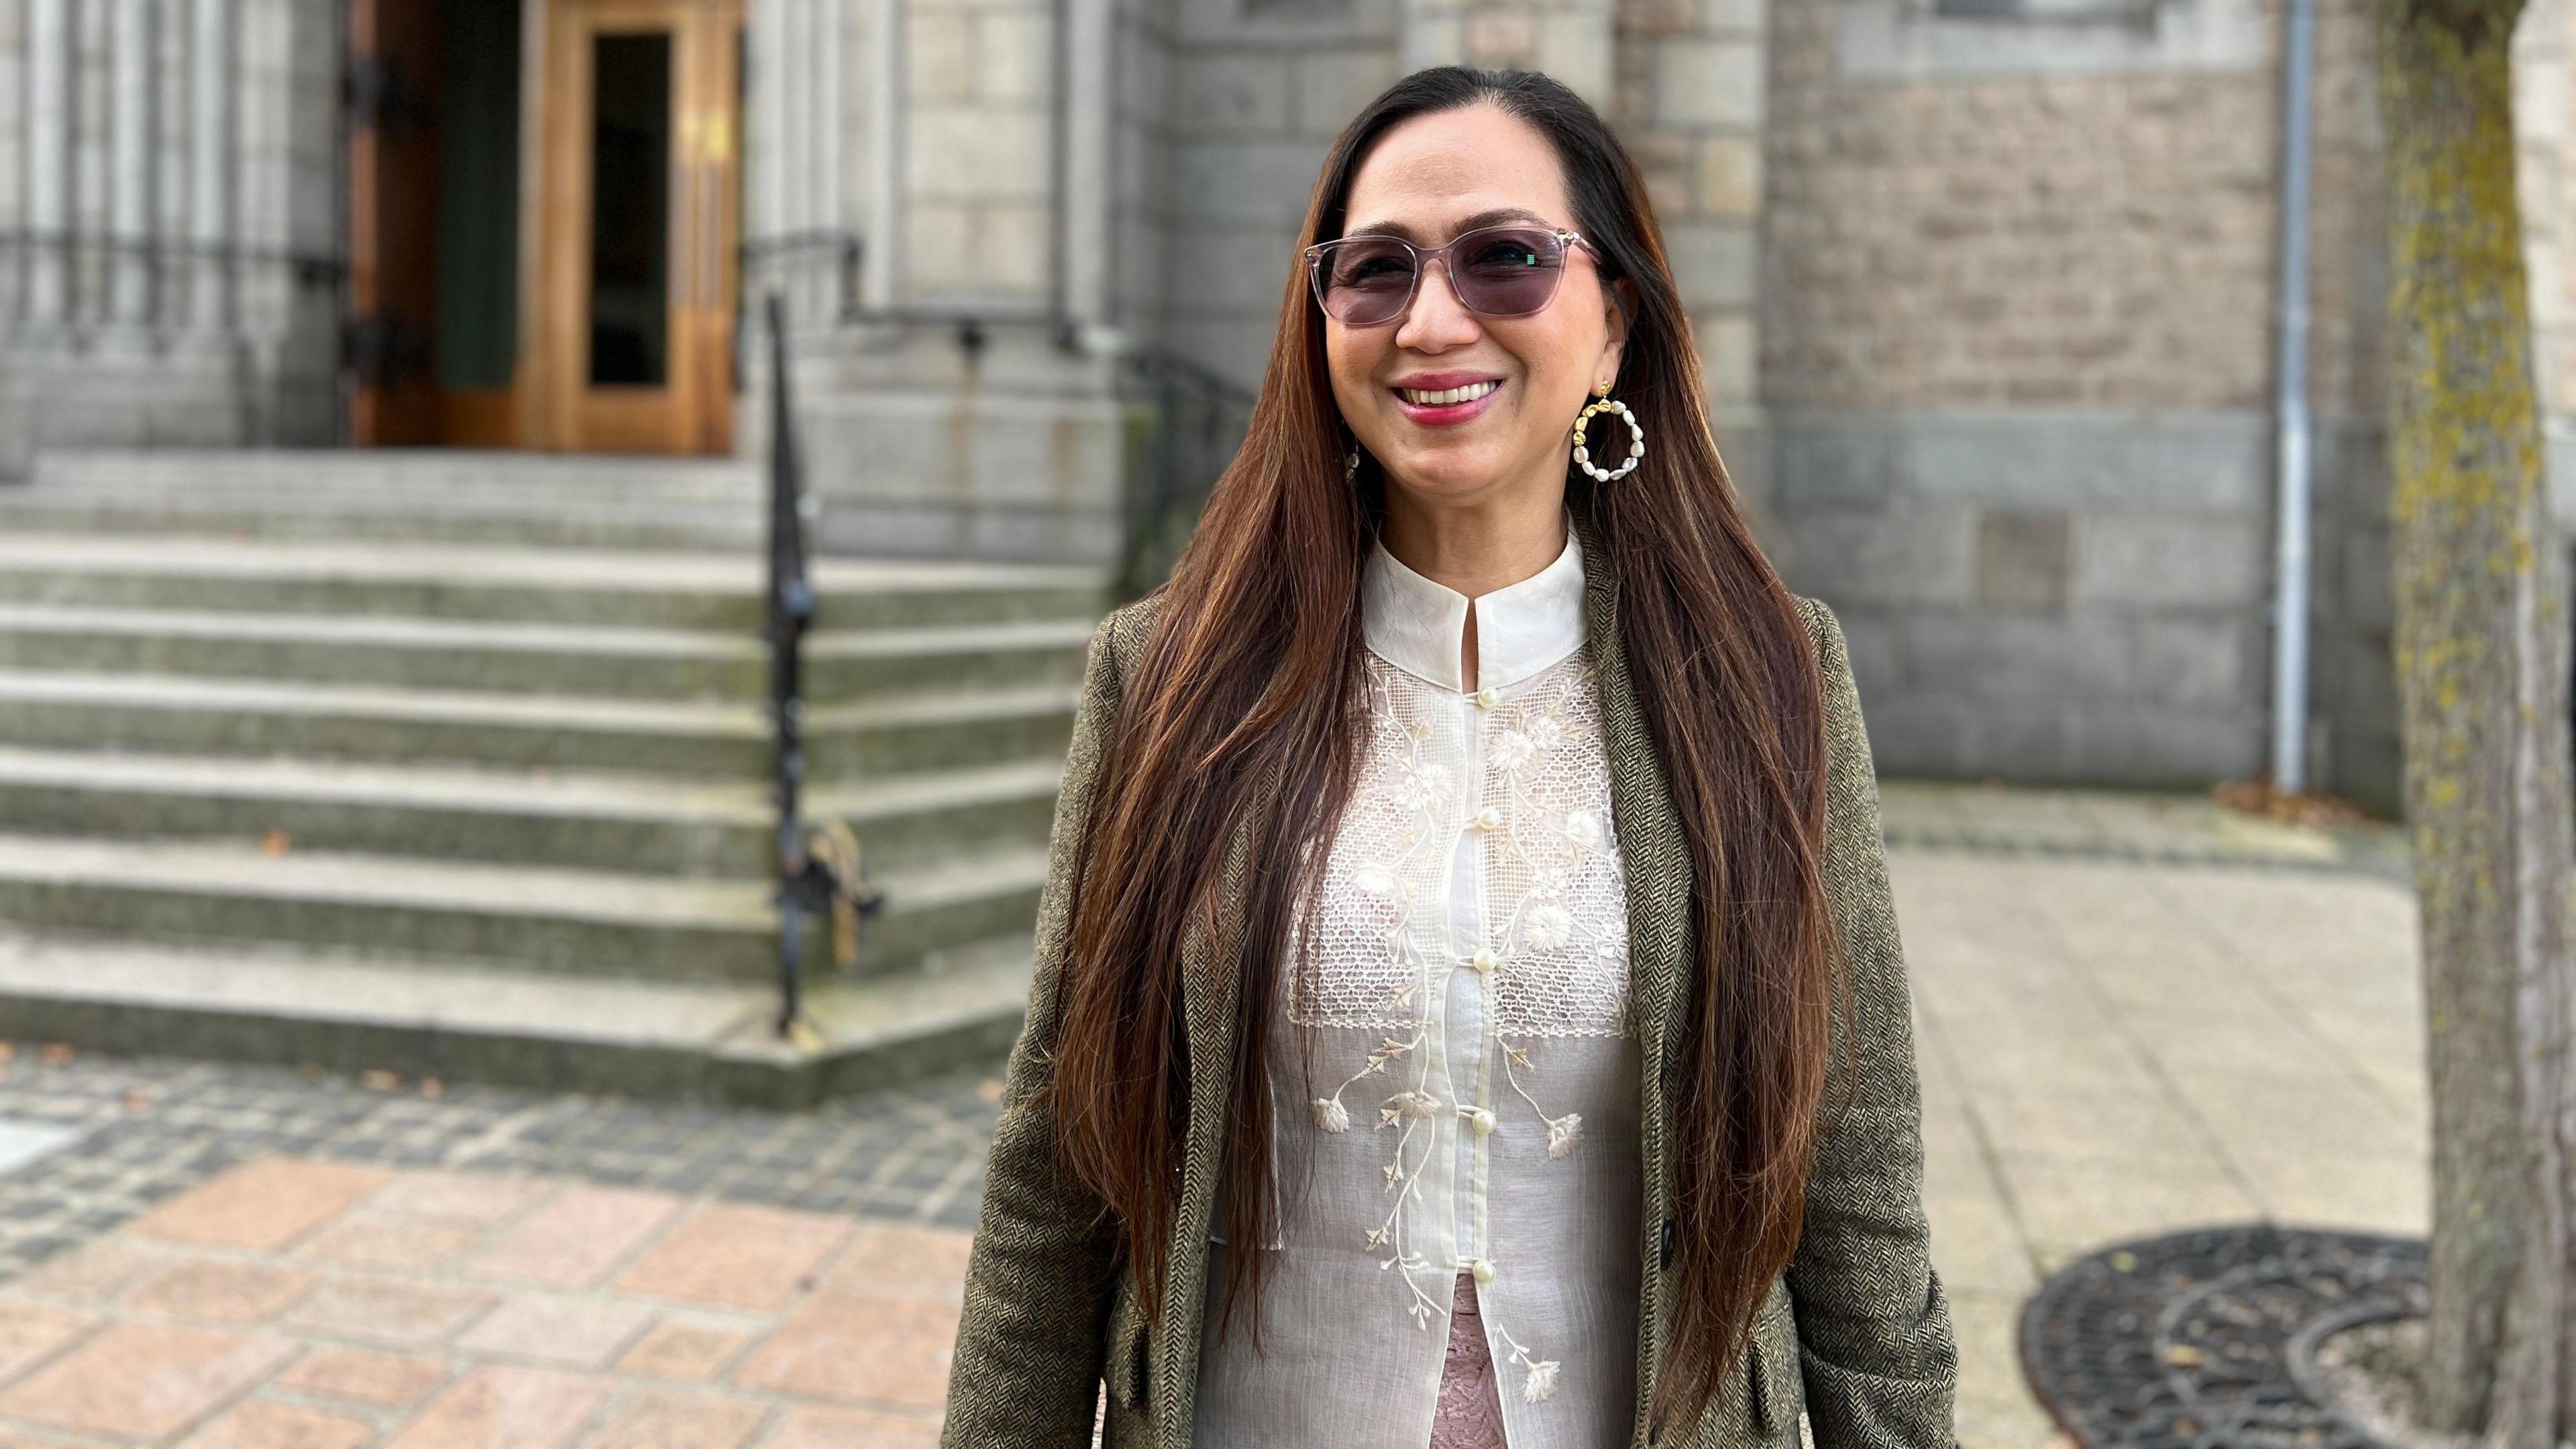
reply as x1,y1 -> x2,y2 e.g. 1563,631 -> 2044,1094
0,449 -> 1091,1104
0,745 -> 1063,875
0,832 -> 1050,983
0,604 -> 1093,701
0,490 -> 774,551
0,669 -> 1079,777
31,448 -> 765,500
0,924 -> 1034,1108
0,534 -> 1104,630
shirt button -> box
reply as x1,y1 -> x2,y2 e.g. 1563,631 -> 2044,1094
1474,686 -> 1501,710
1472,806 -> 1501,832
1471,1108 -> 1497,1135
1468,948 -> 1498,975
1471,1258 -> 1497,1284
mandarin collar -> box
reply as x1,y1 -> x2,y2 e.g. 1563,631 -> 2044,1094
1360,523 -> 1588,692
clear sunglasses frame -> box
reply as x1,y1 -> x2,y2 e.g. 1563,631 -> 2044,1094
1303,225 -> 1602,327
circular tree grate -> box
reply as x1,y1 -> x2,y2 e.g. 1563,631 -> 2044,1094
2019,1224 -> 2428,1449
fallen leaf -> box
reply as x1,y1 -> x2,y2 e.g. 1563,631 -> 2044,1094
259,829 -> 291,856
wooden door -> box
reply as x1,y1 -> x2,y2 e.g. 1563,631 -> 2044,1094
539,0 -> 739,454
347,0 -> 443,446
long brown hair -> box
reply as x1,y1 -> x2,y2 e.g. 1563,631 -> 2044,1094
1039,66 -> 1839,1437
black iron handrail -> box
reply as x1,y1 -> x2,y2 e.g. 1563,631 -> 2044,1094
763,290 -> 818,1035
741,230 -> 865,325
1115,345 -> 1256,599
761,289 -> 883,1038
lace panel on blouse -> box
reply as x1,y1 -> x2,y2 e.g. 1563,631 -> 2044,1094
1287,650 -> 1631,1040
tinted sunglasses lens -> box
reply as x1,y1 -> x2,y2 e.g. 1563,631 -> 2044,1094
1450,227 -> 1566,317
1316,237 -> 1416,325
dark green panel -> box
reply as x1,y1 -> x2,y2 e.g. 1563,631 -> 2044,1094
435,0 -> 523,392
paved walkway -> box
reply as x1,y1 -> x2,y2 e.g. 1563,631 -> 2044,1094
0,784 -> 2421,1445
1904,851 -> 2422,1446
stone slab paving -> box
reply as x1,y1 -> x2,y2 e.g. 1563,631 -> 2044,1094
1902,850 -> 2425,1447
0,783 -> 2425,1444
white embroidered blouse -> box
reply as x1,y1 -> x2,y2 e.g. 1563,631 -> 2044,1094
1191,525 -> 1643,1448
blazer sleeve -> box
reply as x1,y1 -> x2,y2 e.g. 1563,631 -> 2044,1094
942,604 -> 1140,1448
1786,596 -> 1960,1447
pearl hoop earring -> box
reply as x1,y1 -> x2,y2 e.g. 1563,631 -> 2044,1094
1572,377 -> 1643,483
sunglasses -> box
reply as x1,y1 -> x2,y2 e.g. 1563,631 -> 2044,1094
1304,223 -> 1601,328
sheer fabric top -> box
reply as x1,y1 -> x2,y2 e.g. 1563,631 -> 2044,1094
1191,525 -> 1644,1448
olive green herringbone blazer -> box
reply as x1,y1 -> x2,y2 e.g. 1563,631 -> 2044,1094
943,539 -> 1959,1448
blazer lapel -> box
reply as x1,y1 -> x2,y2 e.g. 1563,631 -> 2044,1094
1157,749 -> 1278,1446
1574,517 -> 1695,1445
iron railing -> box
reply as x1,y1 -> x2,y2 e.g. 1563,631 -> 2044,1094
0,230 -> 345,294
753,262 -> 1248,1031
761,289 -> 881,1038
1115,346 -> 1256,599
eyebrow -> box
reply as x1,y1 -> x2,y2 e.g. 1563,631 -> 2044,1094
1340,207 -> 1558,244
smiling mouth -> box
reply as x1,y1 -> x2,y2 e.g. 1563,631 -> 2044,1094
1394,380 -> 1502,407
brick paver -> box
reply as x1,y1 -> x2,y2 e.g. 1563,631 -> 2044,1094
179,1400 -> 372,1449
0,1321 -> 294,1438
0,1155 -> 953,1443
271,1346 -> 450,1408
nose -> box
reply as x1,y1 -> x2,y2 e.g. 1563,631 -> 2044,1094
1394,256 -> 1481,350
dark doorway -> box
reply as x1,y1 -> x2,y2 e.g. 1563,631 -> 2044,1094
346,0 -> 523,447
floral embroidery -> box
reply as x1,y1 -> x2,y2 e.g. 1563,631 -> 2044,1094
1564,807 -> 1603,850
1523,904 -> 1575,951
1546,1112 -> 1584,1159
1287,645 -> 1633,1396
1495,1321 -> 1562,1403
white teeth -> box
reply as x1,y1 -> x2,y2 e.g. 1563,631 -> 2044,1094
1397,380 -> 1501,407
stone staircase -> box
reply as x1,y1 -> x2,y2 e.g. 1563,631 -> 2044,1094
0,450 -> 1104,1106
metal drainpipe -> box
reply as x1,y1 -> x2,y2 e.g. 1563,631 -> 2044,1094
1046,0 -> 1071,342
2269,0 -> 2321,794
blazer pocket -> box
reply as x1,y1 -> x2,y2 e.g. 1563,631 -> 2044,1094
1746,1276 -> 1801,1440
1106,1279 -> 1150,1411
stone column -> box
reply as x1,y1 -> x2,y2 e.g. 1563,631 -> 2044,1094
186,0 -> 231,336
747,0 -> 788,303
107,0 -> 150,329
154,0 -> 191,333
783,0 -> 814,315
24,0 -> 68,327
1062,0 -> 1113,328
72,0 -> 107,321
863,0 -> 904,309
227,0 -> 294,441
816,0 -> 847,319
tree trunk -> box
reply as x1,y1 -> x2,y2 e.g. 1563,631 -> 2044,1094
2376,0 -> 2576,1438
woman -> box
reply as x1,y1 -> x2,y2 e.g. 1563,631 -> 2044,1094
944,66 -> 1956,1449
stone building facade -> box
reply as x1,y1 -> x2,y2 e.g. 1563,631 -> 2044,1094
0,0 -> 2568,803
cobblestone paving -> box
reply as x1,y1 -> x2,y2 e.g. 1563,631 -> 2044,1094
0,1051 -> 1002,1284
